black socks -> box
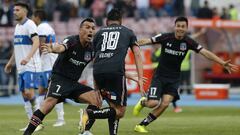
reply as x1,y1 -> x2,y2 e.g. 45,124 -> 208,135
23,109 -> 45,135
139,113 -> 157,126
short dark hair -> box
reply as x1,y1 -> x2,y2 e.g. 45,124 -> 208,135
14,2 -> 29,11
80,18 -> 95,27
107,8 -> 122,21
33,10 -> 46,21
175,16 -> 188,26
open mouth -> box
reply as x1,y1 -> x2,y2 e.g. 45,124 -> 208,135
87,34 -> 93,39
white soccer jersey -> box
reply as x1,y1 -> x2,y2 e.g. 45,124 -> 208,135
14,18 -> 41,74
37,22 -> 58,71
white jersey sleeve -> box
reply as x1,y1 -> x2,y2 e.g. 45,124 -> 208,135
38,22 -> 58,71
26,20 -> 38,37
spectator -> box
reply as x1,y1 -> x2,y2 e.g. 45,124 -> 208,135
149,0 -> 165,17
114,0 -> 126,11
163,0 -> 174,17
212,7 -> 220,20
106,0 -> 114,14
197,0 -> 213,19
0,0 -> 13,26
173,0 -> 185,16
221,7 -> 230,20
57,0 -> 71,22
44,0 -> 57,21
180,51 -> 191,94
78,0 -> 94,18
0,37 -> 12,96
229,4 -> 238,20
91,0 -> 105,26
123,0 -> 136,18
136,0 -> 149,19
190,0 -> 200,16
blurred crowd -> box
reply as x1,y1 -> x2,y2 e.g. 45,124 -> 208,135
0,0 -> 239,27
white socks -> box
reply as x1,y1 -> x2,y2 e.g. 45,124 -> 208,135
55,102 -> 64,121
24,101 -> 33,119
36,95 -> 45,110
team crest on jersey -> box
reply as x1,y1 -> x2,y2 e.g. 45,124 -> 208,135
180,43 -> 187,51
84,51 -> 92,61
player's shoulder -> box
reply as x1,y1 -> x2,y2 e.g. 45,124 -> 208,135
121,25 -> 134,33
25,19 -> 37,27
38,22 -> 50,28
64,35 -> 79,43
184,35 -> 196,43
163,32 -> 174,37
66,35 -> 78,39
153,32 -> 173,39
183,35 -> 199,46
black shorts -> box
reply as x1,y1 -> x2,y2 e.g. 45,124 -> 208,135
46,74 -> 93,103
94,73 -> 127,106
147,75 -> 180,102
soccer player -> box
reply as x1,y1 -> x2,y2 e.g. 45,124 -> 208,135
133,16 -> 238,133
32,9 -> 65,127
78,9 -> 144,135
23,18 -> 102,135
4,2 -> 42,131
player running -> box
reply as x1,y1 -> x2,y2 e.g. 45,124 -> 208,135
133,16 -> 238,133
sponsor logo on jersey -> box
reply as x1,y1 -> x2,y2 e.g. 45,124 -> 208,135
84,51 -> 92,61
166,42 -> 172,47
72,51 -> 77,55
180,43 -> 187,51
197,44 -> 203,50
69,58 -> 86,66
165,48 -> 185,56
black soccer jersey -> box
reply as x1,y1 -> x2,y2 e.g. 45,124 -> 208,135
151,33 -> 203,78
52,35 -> 94,81
93,24 -> 137,75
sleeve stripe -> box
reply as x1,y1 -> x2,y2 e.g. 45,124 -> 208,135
39,35 -> 47,37
31,33 -> 38,38
151,37 -> 155,43
62,43 -> 68,50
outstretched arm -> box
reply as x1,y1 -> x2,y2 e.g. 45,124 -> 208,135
199,48 -> 239,73
41,42 -> 66,54
131,45 -> 145,96
136,38 -> 152,46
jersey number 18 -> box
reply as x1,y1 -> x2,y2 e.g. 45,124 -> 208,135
101,31 -> 120,51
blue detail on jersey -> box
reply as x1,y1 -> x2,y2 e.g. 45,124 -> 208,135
14,35 -> 32,45
46,35 -> 56,43
18,71 -> 41,92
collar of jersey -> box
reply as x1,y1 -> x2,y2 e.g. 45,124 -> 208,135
109,23 -> 120,26
20,17 -> 28,25
40,21 -> 48,24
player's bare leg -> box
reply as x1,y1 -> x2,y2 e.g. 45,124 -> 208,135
135,94 -> 173,133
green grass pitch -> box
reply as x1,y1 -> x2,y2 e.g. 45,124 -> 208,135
0,104 -> 239,135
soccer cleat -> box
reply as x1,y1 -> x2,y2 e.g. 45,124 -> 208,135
78,130 -> 94,135
53,120 -> 66,127
133,97 -> 146,116
19,125 -> 28,132
78,109 -> 89,133
134,125 -> 148,133
34,124 -> 44,132
174,107 -> 183,113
